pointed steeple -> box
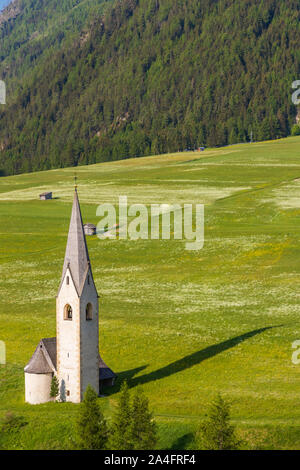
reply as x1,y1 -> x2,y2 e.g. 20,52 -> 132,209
60,189 -> 91,294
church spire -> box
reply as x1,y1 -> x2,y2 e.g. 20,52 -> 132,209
60,189 -> 91,294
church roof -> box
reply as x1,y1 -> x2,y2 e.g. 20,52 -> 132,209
42,337 -> 57,370
24,338 -> 57,374
59,189 -> 96,295
24,339 -> 116,380
99,357 -> 117,380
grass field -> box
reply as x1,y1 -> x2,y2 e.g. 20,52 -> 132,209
1,136 -> 300,449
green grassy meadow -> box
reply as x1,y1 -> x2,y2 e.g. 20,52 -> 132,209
1,137 -> 300,449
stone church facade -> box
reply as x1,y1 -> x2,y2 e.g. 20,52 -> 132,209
24,190 -> 116,404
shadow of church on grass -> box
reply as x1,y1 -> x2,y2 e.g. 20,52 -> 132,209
104,325 -> 284,394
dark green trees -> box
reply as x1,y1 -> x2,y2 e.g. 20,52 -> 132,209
196,394 -> 240,450
291,124 -> 300,136
75,382 -> 157,450
76,385 -> 109,450
110,381 -> 133,450
130,388 -> 157,450
110,381 -> 157,450
0,0 -> 298,175
50,375 -> 59,401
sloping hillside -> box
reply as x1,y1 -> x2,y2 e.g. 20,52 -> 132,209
1,137 -> 300,449
0,0 -> 113,78
0,0 -> 299,175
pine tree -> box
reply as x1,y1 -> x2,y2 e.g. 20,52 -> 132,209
291,124 -> 300,136
196,394 -> 241,450
76,385 -> 108,450
130,388 -> 157,450
50,375 -> 59,400
110,381 -> 133,450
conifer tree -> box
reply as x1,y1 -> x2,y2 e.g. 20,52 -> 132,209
129,388 -> 157,450
76,385 -> 108,450
50,375 -> 59,400
110,381 -> 133,450
196,394 -> 241,450
291,124 -> 300,136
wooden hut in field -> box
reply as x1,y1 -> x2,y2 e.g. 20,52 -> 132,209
39,192 -> 52,200
84,223 -> 96,236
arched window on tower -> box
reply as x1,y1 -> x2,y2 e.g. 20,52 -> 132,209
86,303 -> 93,321
64,304 -> 73,321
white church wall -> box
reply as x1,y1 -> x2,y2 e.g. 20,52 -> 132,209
80,270 -> 100,398
25,373 -> 52,404
56,268 -> 81,403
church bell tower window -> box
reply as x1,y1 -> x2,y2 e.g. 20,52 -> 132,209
86,303 -> 93,321
64,304 -> 73,321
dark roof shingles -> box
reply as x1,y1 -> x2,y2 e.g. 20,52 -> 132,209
99,357 -> 116,380
24,339 -> 56,374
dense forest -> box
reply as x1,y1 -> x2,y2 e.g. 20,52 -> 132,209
0,0 -> 299,175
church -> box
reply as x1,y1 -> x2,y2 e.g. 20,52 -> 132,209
24,189 -> 116,404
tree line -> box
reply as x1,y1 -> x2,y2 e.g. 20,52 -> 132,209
69,382 -> 240,450
76,382 -> 157,450
0,0 -> 299,175
1,379 -> 276,450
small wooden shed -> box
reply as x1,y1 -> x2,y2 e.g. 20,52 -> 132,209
39,192 -> 52,200
84,223 -> 96,236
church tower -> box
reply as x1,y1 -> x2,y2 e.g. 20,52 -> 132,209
56,189 -> 99,403
25,188 -> 115,404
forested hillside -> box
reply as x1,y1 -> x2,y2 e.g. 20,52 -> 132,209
0,0 -> 113,82
0,0 -> 299,174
